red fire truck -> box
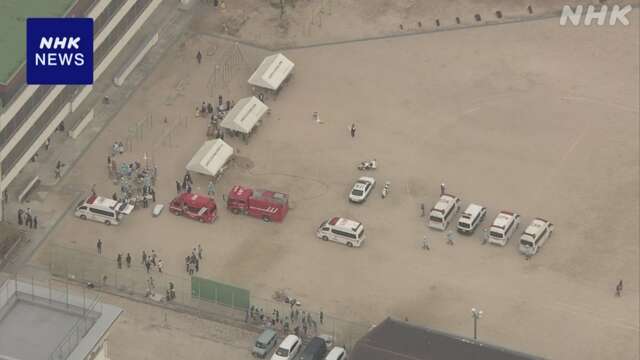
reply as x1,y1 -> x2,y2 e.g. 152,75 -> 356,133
169,193 -> 217,223
226,185 -> 289,222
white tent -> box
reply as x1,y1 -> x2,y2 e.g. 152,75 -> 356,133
248,53 -> 295,91
220,96 -> 268,134
186,139 -> 234,177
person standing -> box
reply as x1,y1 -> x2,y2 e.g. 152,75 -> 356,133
198,244 -> 203,260
319,311 -> 324,324
33,216 -> 38,229
422,235 -> 430,251
446,231 -> 454,246
142,250 -> 147,265
207,181 -> 215,197
145,260 -> 151,273
440,182 -> 446,195
196,50 -> 202,64
420,203 -> 425,217
126,253 -> 131,268
615,280 -> 623,297
17,209 -> 24,226
157,259 -> 164,273
176,180 -> 181,194
350,123 -> 356,138
97,239 -> 102,255
117,254 -> 122,269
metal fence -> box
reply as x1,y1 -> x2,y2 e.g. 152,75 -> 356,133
48,244 -> 370,349
0,272 -> 103,360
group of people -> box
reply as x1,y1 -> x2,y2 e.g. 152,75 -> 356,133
185,245 -> 203,275
141,249 -> 164,273
247,305 -> 325,339
17,208 -> 38,229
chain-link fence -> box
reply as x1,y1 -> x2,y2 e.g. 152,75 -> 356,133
48,243 -> 370,349
0,272 -> 103,360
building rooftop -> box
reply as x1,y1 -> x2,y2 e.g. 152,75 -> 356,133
0,278 -> 121,360
0,0 -> 77,85
351,317 -> 544,360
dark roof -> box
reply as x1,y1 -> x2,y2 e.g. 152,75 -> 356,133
351,318 -> 545,360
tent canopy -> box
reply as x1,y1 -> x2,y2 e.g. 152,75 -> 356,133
248,53 -> 295,90
186,139 -> 233,177
220,96 -> 268,134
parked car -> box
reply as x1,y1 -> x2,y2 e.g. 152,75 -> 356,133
325,347 -> 347,360
271,335 -> 302,360
299,337 -> 328,360
456,203 -> 487,234
428,194 -> 461,230
74,194 -> 133,225
488,211 -> 520,246
252,329 -> 277,358
349,176 -> 375,203
519,218 -> 554,256
317,217 -> 365,248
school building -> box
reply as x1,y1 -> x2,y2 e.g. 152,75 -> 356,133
0,0 -> 162,221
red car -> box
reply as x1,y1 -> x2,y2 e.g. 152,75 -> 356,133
169,193 -> 217,223
226,185 -> 289,222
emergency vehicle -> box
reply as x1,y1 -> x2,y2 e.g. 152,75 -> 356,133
488,210 -> 520,246
75,194 -> 133,225
519,218 -> 554,256
226,185 -> 289,222
169,193 -> 217,223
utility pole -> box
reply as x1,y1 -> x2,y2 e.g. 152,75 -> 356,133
471,308 -> 483,340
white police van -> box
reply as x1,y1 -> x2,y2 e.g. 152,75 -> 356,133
457,203 -> 487,234
519,218 -> 554,256
488,211 -> 520,246
428,194 -> 461,231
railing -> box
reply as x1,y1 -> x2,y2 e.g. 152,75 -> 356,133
48,292 -> 102,360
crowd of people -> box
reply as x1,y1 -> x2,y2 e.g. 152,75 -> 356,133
247,303 -> 326,339
16,207 -> 38,229
185,244 -> 203,275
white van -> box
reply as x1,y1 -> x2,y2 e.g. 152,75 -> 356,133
271,335 -> 302,360
488,211 -> 520,246
317,217 -> 365,248
74,195 -> 133,225
325,347 -> 347,360
457,203 -> 487,234
428,194 -> 461,230
519,218 -> 554,256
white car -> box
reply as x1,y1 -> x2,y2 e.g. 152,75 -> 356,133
349,176 -> 375,203
519,218 -> 554,256
271,335 -> 302,360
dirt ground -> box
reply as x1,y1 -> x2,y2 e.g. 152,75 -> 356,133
104,294 -> 256,360
30,4 -> 639,360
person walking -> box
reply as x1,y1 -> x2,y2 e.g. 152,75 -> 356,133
422,235 -> 431,251
196,50 -> 202,64
615,280 -> 623,297
446,231 -> 454,246
97,239 -> 102,255
117,254 -> 122,269
350,123 -> 356,138
207,181 -> 215,197
440,182 -> 446,195
126,253 -> 131,268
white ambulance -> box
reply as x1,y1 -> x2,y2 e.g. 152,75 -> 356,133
75,195 -> 134,225
428,194 -> 461,230
317,217 -> 365,248
519,218 -> 554,256
456,203 -> 487,234
488,211 -> 520,246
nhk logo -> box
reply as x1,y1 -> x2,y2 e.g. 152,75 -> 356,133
27,18 -> 93,85
560,5 -> 632,26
